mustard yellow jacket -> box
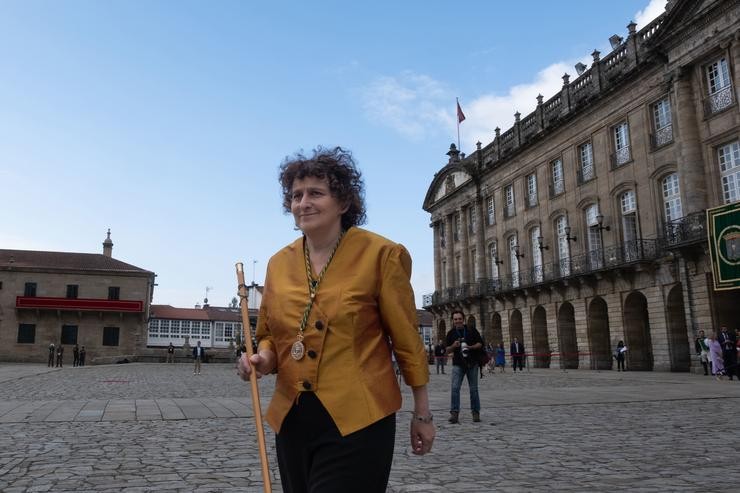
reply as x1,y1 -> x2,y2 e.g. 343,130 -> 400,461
256,227 -> 429,436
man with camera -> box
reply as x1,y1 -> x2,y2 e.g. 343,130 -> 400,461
445,310 -> 484,424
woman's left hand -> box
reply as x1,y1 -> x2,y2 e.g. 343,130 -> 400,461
410,420 -> 435,455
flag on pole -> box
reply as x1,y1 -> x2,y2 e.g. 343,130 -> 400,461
456,100 -> 466,123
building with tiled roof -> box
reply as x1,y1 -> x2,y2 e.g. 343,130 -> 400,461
0,231 -> 156,364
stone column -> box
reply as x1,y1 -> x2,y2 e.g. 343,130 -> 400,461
545,301 -> 562,369
475,197 -> 487,281
574,298 -> 591,370
445,213 -> 455,288
433,221 -> 442,291
644,285 -> 670,372
460,207 -> 471,284
674,72 -> 707,213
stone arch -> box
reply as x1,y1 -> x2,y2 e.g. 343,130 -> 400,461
666,285 -> 690,372
623,291 -> 653,371
491,312 -> 503,345
467,315 -> 477,331
532,305 -> 550,368
587,297 -> 612,370
558,302 -> 578,369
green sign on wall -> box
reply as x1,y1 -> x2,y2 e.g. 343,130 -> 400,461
707,201 -> 740,291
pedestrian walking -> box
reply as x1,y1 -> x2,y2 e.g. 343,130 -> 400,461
79,346 -> 86,366
615,340 -> 627,371
695,329 -> 710,375
47,343 -> 55,367
510,337 -> 525,372
166,342 -> 175,363
706,332 -> 725,380
495,343 -> 506,373
236,146 -> 434,492
446,309 -> 483,423
718,325 -> 737,380
55,345 -> 64,367
193,340 -> 205,375
73,344 -> 80,367
434,339 -> 447,374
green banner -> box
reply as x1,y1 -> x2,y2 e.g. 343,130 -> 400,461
707,201 -> 740,290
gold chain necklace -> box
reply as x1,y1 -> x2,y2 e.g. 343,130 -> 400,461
291,230 -> 345,361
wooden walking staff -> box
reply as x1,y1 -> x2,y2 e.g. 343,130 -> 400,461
235,262 -> 272,493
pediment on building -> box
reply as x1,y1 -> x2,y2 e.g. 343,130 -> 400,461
423,166 -> 473,211
647,0 -> 727,48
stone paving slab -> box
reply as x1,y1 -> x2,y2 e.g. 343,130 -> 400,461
0,363 -> 739,492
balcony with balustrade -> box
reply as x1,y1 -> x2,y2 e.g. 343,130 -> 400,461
423,239 -> 659,309
662,211 -> 707,250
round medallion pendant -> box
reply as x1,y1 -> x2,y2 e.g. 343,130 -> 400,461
291,340 -> 305,361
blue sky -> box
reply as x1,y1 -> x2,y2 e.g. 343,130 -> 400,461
1,0 -> 666,308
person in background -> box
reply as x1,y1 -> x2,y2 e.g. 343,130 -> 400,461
237,146 -> 434,492
79,346 -> 86,366
694,330 -> 710,376
73,344 -> 80,367
434,339 -> 447,374
48,343 -> 55,367
495,342 -> 506,373
193,341 -> 205,375
167,342 -> 175,363
615,340 -> 627,372
55,344 -> 64,368
706,331 -> 725,380
445,309 -> 483,423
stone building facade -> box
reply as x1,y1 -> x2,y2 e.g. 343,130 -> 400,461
0,231 -> 156,364
423,0 -> 740,372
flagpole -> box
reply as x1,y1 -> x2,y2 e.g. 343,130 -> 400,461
456,97 -> 461,151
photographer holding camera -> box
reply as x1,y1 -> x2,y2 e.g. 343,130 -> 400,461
445,310 -> 484,424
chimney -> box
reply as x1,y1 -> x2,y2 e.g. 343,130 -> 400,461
103,229 -> 114,257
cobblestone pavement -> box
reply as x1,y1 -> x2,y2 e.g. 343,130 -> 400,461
0,362 -> 739,492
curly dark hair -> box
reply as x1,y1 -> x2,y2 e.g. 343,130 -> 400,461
278,146 -> 367,230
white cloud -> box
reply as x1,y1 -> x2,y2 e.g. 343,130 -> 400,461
359,0 -> 668,151
358,71 -> 453,140
635,0 -> 668,29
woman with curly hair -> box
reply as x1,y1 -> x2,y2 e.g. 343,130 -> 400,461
237,146 -> 434,492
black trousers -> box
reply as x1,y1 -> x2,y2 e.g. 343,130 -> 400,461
276,392 -> 395,493
512,356 -> 523,371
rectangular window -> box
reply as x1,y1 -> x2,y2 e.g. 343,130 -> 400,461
579,142 -> 594,183
652,98 -> 673,147
108,287 -> 120,300
613,122 -> 631,166
103,326 -> 120,346
17,324 -> 36,344
453,213 -> 460,242
504,185 -> 515,217
526,174 -> 537,207
718,141 -> 740,204
705,57 -> 734,114
159,319 -> 171,338
662,174 -> 683,222
551,159 -> 564,196
180,320 -> 191,337
148,319 -> 160,338
486,196 -> 495,225
707,57 -> 731,94
489,242 -> 499,279
170,320 -> 181,338
24,282 -> 37,297
471,248 -> 477,281
468,206 -> 477,234
61,325 -> 78,345
66,285 -> 78,299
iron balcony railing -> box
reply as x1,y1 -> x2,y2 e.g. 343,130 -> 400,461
663,212 -> 707,247
422,239 -> 659,307
704,85 -> 734,117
